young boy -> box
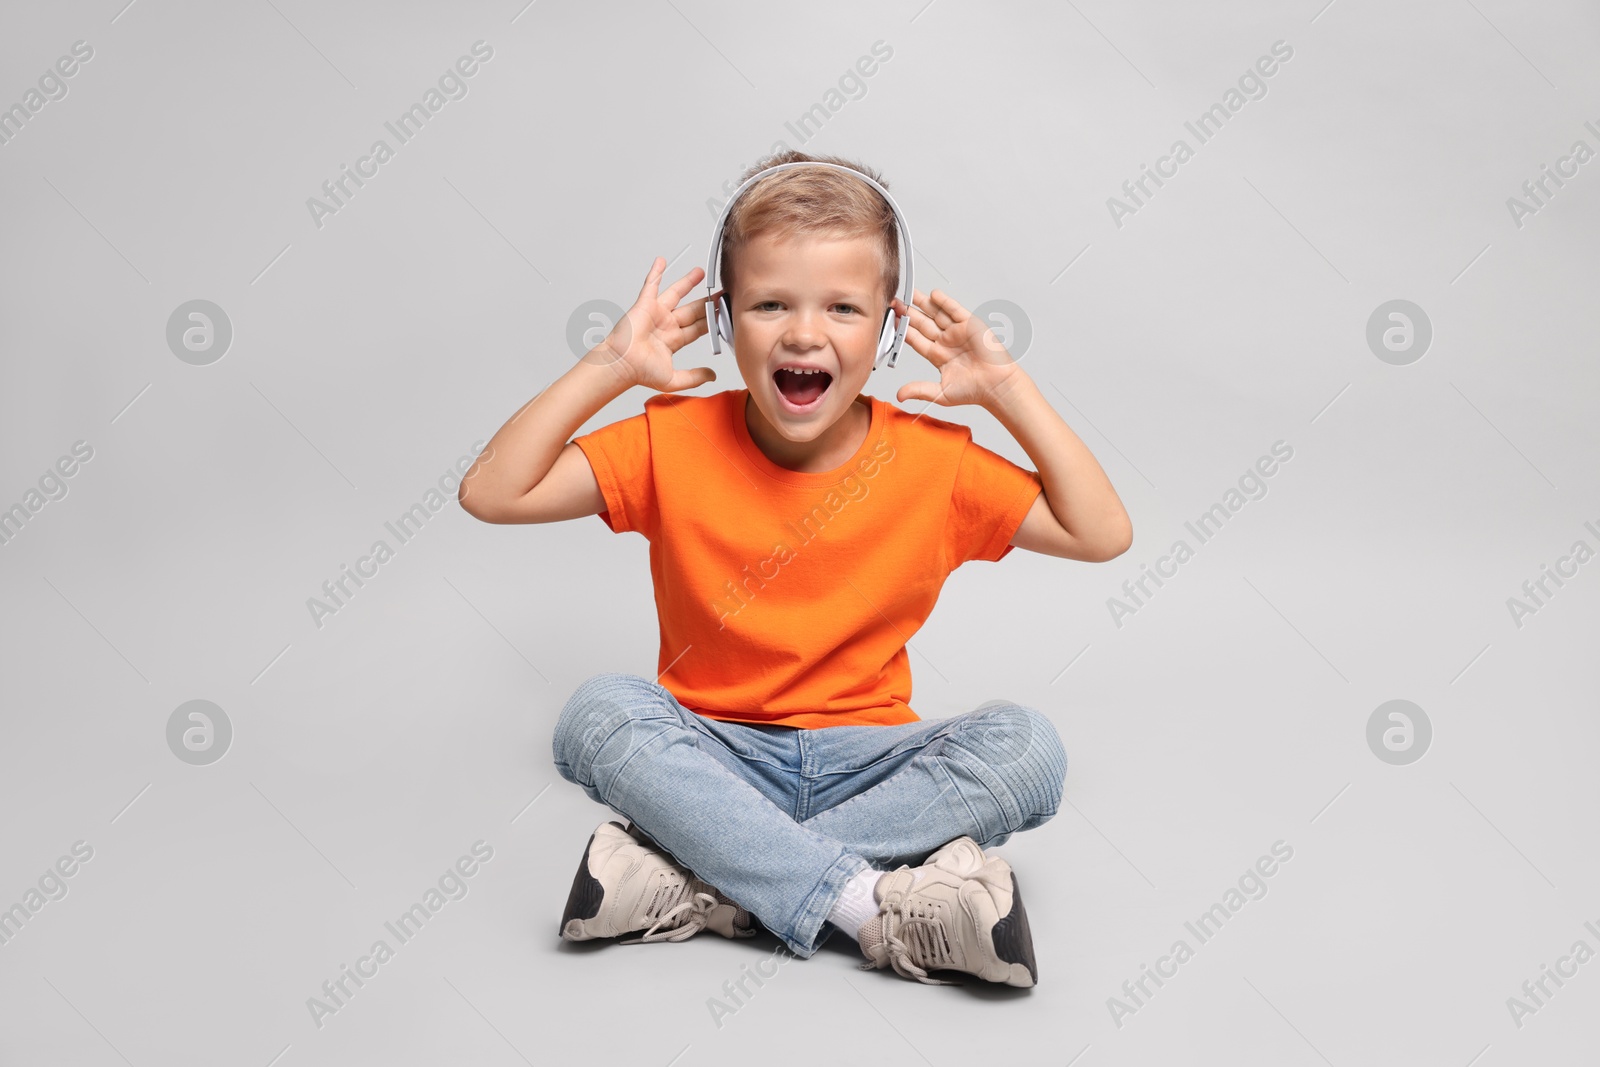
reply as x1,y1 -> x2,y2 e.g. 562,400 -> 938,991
460,152 -> 1132,987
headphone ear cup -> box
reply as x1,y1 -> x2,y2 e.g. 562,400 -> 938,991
875,309 -> 898,366
716,294 -> 734,345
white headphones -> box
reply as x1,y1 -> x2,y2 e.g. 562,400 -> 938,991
704,161 -> 915,371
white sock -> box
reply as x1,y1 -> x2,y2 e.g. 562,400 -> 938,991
828,868 -> 883,940
828,866 -> 931,940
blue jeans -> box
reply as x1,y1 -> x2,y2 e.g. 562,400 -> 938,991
552,672 -> 1068,958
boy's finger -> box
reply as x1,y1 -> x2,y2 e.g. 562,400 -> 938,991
672,302 -> 708,329
912,290 -> 947,328
661,366 -> 717,392
902,325 -> 944,364
671,293 -> 709,322
925,290 -> 959,331
665,314 -> 710,350
637,256 -> 667,301
903,302 -> 942,341
668,316 -> 710,347
928,288 -> 969,320
660,266 -> 706,306
896,380 -> 947,406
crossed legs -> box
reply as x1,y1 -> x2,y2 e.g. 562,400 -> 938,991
552,672 -> 1066,958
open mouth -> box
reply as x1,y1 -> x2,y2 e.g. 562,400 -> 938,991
773,367 -> 833,412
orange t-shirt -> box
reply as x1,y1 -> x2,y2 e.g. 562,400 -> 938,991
574,388 -> 1043,729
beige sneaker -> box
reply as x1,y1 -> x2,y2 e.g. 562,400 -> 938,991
559,821 -> 756,943
857,836 -> 1037,987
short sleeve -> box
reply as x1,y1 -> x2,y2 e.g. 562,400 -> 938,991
573,412 -> 658,539
945,433 -> 1044,566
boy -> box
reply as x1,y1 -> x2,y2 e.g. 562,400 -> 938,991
460,152 -> 1132,987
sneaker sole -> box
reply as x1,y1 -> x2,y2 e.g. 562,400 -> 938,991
559,822 -> 623,939
989,871 -> 1037,987
927,838 -> 1038,987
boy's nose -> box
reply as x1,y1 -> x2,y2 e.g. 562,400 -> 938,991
781,308 -> 825,349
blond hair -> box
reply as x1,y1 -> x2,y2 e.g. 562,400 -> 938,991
719,150 -> 899,308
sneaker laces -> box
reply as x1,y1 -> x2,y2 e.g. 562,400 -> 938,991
858,887 -> 959,986
624,892 -> 719,944
610,829 -> 754,944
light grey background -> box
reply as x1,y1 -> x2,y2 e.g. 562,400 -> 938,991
2,0 -> 1596,1064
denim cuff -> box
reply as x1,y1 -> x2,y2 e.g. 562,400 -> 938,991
782,850 -> 871,958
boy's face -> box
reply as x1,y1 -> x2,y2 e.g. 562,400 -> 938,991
729,230 -> 889,444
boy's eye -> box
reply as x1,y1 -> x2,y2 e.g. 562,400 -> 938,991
750,302 -> 860,314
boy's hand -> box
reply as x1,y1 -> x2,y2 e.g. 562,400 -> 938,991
893,288 -> 1027,410
586,257 -> 716,393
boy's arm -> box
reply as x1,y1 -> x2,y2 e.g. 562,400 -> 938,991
457,365 -> 622,524
459,258 -> 714,524
988,378 -> 1133,563
893,289 -> 1134,563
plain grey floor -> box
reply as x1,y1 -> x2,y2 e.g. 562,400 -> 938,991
2,1 -> 1597,1064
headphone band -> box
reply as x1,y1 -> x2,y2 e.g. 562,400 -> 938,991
703,161 -> 915,369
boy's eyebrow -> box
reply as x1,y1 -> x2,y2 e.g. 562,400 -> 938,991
742,284 -> 877,301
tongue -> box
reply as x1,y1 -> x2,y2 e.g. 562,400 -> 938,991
776,369 -> 829,406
